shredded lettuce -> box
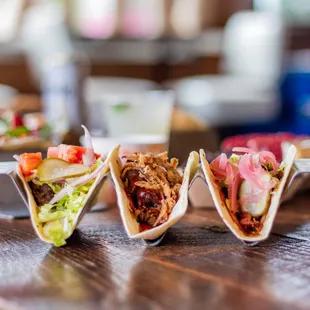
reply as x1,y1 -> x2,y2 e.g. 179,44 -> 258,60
37,158 -> 102,246
48,182 -> 63,193
43,220 -> 68,247
38,180 -> 94,246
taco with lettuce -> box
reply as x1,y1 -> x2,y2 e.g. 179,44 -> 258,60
15,125 -> 118,246
200,145 -> 296,243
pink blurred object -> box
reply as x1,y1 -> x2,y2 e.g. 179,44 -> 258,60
83,17 -> 116,39
72,0 -> 119,39
221,133 -> 308,161
23,113 -> 47,131
121,0 -> 165,39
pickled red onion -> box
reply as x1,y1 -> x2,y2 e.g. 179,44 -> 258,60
210,157 -> 227,179
226,164 -> 241,213
238,154 -> 264,190
226,164 -> 234,199
212,147 -> 281,214
259,151 -> 279,172
233,147 -> 280,172
231,173 -> 241,213
219,153 -> 228,170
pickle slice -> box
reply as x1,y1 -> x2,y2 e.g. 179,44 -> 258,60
37,158 -> 90,182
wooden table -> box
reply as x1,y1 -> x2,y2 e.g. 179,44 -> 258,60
1,194 -> 310,310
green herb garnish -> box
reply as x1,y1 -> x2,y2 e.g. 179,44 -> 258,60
112,102 -> 130,112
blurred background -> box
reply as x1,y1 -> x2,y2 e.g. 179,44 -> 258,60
1,0 -> 310,164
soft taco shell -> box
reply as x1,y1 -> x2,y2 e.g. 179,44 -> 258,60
199,145 -> 297,243
110,150 -> 199,240
16,145 -> 120,244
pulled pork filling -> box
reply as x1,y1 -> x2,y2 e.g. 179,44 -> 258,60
121,152 -> 182,232
210,147 -> 284,235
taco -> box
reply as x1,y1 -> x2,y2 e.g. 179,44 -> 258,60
15,125 -> 119,246
200,145 -> 297,243
110,150 -> 199,240
0,112 -> 51,151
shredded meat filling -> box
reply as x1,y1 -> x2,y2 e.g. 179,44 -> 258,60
29,180 -> 55,206
121,152 -> 182,231
237,212 -> 262,234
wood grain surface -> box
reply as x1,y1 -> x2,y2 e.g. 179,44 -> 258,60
1,194 -> 310,310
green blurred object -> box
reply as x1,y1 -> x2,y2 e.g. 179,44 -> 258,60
5,126 -> 30,138
39,125 -> 52,140
111,102 -> 131,113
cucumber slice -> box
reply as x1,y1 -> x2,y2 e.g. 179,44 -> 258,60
37,158 -> 90,182
239,171 -> 272,218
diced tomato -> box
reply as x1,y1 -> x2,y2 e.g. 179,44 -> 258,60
47,144 -> 100,164
10,112 -> 24,129
58,145 -> 86,163
47,146 -> 59,158
19,153 -> 42,175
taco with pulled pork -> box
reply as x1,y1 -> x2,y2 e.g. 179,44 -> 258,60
110,149 -> 199,240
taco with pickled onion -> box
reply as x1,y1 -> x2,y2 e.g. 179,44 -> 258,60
110,149 -> 199,240
15,125 -> 119,246
200,145 -> 296,243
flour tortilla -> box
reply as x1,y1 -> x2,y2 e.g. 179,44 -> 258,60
199,145 -> 297,243
16,145 -> 120,244
110,150 -> 199,240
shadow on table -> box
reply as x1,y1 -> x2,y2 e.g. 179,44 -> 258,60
25,230 -> 117,308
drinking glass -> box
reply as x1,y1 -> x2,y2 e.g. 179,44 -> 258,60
102,90 -> 174,154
